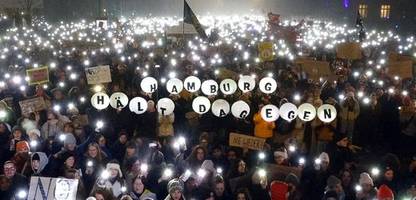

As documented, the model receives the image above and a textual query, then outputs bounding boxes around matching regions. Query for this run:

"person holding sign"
[253,104,276,139]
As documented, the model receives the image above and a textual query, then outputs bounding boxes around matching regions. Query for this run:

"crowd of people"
[0,14,415,200]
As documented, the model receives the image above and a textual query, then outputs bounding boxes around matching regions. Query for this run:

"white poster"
[85,65,112,85]
[28,176,78,200]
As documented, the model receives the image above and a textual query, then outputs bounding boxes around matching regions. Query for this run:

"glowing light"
[140,163,149,172]
[298,157,305,165]
[288,145,296,152]
[258,168,266,177]
[197,168,207,178]
[371,167,380,176]
[100,170,110,179]
[258,152,266,160]
[314,158,321,165]
[96,120,104,129]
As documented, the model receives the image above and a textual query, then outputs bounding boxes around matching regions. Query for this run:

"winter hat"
[323,190,338,199]
[64,133,77,146]
[60,151,76,163]
[32,153,40,161]
[285,173,300,186]
[377,184,394,200]
[319,152,330,163]
[327,175,341,189]
[16,141,30,152]
[106,162,122,178]
[21,119,37,133]
[274,150,288,159]
[201,160,215,174]
[167,178,184,194]
[359,173,374,186]
[270,181,289,200]
[27,129,41,138]
[86,197,96,200]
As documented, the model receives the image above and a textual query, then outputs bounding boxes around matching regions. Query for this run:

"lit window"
[359,4,368,18]
[380,4,391,19]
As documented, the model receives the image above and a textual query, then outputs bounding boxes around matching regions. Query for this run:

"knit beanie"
[64,133,77,146]
[16,141,30,152]
[167,178,184,194]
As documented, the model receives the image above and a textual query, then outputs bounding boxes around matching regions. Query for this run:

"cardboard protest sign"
[388,52,415,63]
[229,132,266,150]
[19,97,47,115]
[336,43,362,60]
[217,68,238,80]
[386,60,413,79]
[258,42,274,62]
[266,164,302,181]
[85,65,112,85]
[28,176,78,200]
[301,60,332,81]
[26,67,49,85]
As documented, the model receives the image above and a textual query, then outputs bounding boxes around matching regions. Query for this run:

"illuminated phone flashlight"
[121,186,127,193]
[258,152,266,160]
[257,168,266,178]
[79,96,86,103]
[288,145,296,152]
[59,134,66,142]
[293,94,301,102]
[355,184,362,192]
[93,85,103,93]
[16,190,27,199]
[30,140,38,148]
[0,110,7,119]
[314,158,322,165]
[96,120,104,129]
[163,168,173,178]
[67,102,75,110]
[100,170,110,179]
[87,161,93,167]
[298,157,306,165]
[185,169,192,177]
[197,168,207,178]
[140,163,149,173]
[216,167,223,174]
[371,167,380,176]
[53,104,61,112]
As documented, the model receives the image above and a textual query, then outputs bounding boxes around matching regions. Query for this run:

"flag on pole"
[183,0,208,40]
[356,10,364,29]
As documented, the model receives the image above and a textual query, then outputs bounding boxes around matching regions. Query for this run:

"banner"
[19,97,47,115]
[258,42,274,62]
[387,60,413,79]
[26,67,49,85]
[184,0,208,40]
[28,176,78,200]
[336,43,362,60]
[85,65,112,85]
[229,132,266,150]
[301,60,331,81]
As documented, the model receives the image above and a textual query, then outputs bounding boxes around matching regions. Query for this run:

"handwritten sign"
[85,65,112,85]
[387,60,413,79]
[301,60,331,81]
[28,176,78,200]
[258,42,274,62]
[336,42,362,60]
[26,67,49,85]
[19,97,47,115]
[229,132,266,150]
